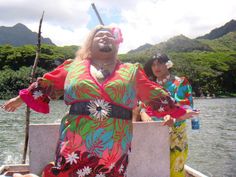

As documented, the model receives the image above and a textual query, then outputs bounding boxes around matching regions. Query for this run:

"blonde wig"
[75,25,123,61]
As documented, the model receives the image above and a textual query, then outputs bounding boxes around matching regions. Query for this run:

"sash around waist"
[69,100,132,120]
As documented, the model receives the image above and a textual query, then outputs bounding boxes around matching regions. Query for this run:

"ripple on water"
[0,98,236,177]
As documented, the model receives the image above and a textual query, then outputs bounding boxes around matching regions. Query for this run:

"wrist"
[17,95,23,103]
[140,108,146,114]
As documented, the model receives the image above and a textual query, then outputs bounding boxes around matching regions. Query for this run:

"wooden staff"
[91,3,104,25]
[22,11,45,164]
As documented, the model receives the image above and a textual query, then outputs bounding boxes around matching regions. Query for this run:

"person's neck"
[91,55,116,65]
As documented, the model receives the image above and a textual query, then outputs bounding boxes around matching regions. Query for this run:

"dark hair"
[143,53,170,81]
[153,53,170,63]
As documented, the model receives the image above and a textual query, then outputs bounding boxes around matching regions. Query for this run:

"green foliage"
[199,31,236,52]
[0,44,79,70]
[167,51,236,96]
[0,44,79,99]
[0,30,236,99]
[118,30,236,97]
[0,67,47,99]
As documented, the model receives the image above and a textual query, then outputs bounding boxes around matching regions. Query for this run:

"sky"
[0,0,236,53]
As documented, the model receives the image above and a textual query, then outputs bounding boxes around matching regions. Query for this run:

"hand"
[162,115,176,127]
[140,111,153,122]
[132,106,141,122]
[1,95,23,112]
[13,173,39,177]
[178,109,200,121]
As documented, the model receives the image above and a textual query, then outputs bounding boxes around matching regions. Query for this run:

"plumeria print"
[95,173,106,177]
[119,164,124,174]
[32,90,43,99]
[66,152,79,165]
[76,166,92,177]
[19,59,184,176]
[76,169,85,177]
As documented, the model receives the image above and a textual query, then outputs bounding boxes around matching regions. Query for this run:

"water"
[186,98,236,177]
[0,98,236,177]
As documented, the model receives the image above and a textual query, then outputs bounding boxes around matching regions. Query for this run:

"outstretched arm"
[135,64,198,119]
[1,59,73,113]
[1,95,23,112]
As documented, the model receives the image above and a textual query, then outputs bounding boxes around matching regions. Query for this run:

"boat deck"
[1,123,208,177]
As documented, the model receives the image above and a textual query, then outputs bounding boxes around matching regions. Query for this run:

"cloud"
[117,0,236,53]
[26,22,90,46]
[1,0,236,53]
[0,0,91,28]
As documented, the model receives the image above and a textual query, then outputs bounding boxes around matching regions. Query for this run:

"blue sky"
[87,6,122,29]
[0,0,236,53]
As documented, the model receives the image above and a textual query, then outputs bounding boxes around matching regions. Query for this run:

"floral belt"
[69,99,132,121]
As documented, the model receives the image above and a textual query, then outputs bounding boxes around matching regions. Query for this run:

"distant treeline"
[120,51,236,97]
[0,44,236,99]
[0,44,79,99]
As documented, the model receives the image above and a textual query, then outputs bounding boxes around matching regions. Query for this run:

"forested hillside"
[0,20,236,99]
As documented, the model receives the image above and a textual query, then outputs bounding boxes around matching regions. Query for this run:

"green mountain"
[152,35,212,52]
[0,20,235,98]
[0,23,55,46]
[197,19,236,40]
[124,34,212,59]
[119,20,236,97]
[127,19,236,55]
[128,43,153,54]
[199,31,236,51]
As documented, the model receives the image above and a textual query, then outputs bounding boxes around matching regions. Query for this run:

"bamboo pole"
[91,3,104,25]
[22,11,45,164]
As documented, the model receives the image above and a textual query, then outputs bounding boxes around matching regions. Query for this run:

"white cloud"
[26,22,90,46]
[118,0,236,53]
[1,0,236,53]
[0,0,91,28]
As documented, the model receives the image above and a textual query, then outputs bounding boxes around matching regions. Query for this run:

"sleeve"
[175,77,193,108]
[19,59,73,114]
[135,64,186,118]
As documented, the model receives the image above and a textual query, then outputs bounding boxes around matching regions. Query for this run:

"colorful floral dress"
[19,59,186,177]
[144,75,193,177]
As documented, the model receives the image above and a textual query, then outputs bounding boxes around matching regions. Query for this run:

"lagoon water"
[0,98,236,177]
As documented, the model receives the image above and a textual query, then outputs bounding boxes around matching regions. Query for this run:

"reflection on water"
[0,98,236,177]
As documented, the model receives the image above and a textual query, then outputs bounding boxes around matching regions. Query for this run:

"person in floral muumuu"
[2,26,197,177]
[140,53,194,177]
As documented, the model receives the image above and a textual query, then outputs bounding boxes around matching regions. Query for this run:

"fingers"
[1,102,9,111]
[163,115,171,120]
[13,174,39,177]
[1,100,19,112]
[7,107,17,112]
[1,102,12,111]
[162,120,173,127]
[193,111,200,115]
[13,173,23,177]
[188,109,200,115]
[145,118,153,122]
[162,115,175,127]
[161,121,168,126]
[179,110,200,120]
[189,110,200,117]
